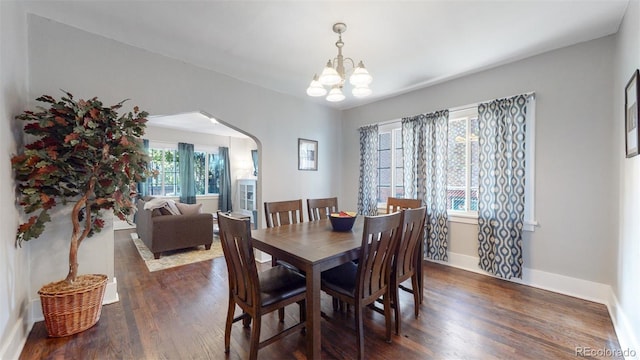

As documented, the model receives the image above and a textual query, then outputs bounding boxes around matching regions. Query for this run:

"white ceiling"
[23,0,629,132]
[148,112,249,138]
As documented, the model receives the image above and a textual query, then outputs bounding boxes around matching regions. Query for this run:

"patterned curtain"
[357,125,378,216]
[137,139,150,198]
[402,110,449,261]
[178,142,196,204]
[477,94,532,279]
[218,147,233,212]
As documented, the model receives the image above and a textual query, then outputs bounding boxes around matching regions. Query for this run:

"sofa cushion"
[176,202,203,215]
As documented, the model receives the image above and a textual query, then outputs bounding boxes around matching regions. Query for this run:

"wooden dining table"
[251,217,364,359]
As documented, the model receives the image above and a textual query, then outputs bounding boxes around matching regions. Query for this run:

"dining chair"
[386,197,422,214]
[264,199,305,321]
[307,197,338,221]
[217,212,307,360]
[385,197,425,304]
[264,199,305,269]
[320,212,403,360]
[390,206,427,335]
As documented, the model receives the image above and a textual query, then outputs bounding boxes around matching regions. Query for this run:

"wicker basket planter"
[39,274,108,337]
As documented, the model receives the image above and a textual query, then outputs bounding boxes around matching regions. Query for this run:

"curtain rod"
[369,91,536,128]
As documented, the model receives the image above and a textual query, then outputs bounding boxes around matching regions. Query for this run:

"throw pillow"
[176,202,203,215]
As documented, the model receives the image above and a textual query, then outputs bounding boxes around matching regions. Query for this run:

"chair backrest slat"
[264,199,304,228]
[307,197,338,221]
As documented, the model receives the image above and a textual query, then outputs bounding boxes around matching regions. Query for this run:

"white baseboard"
[103,276,119,304]
[433,252,611,304]
[254,250,271,264]
[114,219,135,231]
[29,276,119,323]
[433,252,638,359]
[607,292,640,360]
[0,317,30,360]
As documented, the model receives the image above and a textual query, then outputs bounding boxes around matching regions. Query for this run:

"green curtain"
[178,142,196,204]
[137,139,150,197]
[218,147,233,212]
[251,149,258,176]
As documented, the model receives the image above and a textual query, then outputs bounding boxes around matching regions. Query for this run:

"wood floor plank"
[19,229,622,359]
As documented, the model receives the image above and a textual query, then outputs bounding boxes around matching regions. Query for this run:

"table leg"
[306,267,321,359]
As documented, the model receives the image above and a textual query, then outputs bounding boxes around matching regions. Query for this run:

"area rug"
[131,233,224,272]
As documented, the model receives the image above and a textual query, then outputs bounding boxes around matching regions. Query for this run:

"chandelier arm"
[343,57,356,74]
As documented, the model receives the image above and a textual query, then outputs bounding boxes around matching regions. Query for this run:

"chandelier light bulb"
[306,74,328,97]
[318,60,342,86]
[326,86,345,102]
[352,85,372,98]
[349,61,373,87]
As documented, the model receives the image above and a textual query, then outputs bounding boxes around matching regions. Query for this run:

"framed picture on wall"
[298,138,318,171]
[625,69,640,158]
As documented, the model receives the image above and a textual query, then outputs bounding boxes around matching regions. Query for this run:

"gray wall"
[0,1,30,359]
[341,35,616,285]
[613,0,640,353]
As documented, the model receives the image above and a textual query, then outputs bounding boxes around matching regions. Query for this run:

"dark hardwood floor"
[20,228,622,359]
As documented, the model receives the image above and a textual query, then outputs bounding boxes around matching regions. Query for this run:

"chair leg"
[298,300,306,334]
[278,308,285,322]
[242,312,251,328]
[225,298,235,353]
[411,273,421,318]
[355,304,364,360]
[249,315,261,360]
[298,301,306,321]
[393,282,401,335]
[418,257,424,304]
[383,294,392,343]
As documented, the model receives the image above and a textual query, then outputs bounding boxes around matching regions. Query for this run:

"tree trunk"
[65,178,96,284]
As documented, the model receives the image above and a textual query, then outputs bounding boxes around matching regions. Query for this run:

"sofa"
[136,198,214,259]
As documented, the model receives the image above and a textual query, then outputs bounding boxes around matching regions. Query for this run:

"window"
[148,147,180,196]
[146,144,221,197]
[377,124,403,208]
[374,101,535,230]
[447,108,479,215]
[194,151,221,195]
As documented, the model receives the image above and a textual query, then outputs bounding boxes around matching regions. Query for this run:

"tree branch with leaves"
[12,91,152,284]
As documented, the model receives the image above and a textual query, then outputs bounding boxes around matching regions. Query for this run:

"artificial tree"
[12,91,150,287]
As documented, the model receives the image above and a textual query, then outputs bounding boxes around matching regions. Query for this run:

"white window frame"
[377,122,403,211]
[447,107,479,220]
[148,142,180,197]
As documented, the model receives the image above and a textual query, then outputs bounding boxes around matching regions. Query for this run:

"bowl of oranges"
[329,211,357,231]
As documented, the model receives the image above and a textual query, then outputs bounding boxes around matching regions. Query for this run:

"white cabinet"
[237,179,257,224]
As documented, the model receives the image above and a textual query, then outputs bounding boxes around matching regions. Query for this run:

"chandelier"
[306,23,372,102]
